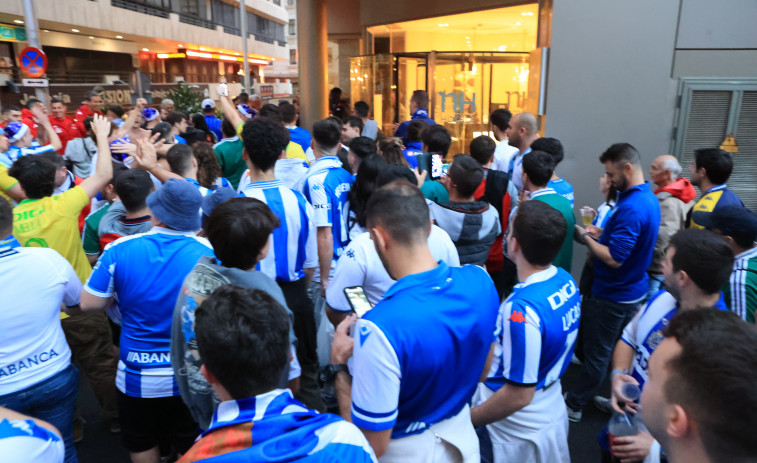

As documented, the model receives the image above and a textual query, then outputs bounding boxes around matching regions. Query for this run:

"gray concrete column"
[297,0,329,130]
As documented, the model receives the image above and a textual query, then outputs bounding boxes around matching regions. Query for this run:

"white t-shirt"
[0,244,78,395]
[325,226,460,312]
[491,141,519,173]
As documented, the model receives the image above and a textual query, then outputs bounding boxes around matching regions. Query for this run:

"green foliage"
[166,82,203,114]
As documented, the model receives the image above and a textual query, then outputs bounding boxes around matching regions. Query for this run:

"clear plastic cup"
[580,207,594,227]
[621,382,641,402]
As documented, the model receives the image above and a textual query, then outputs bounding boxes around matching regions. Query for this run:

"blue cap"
[3,122,29,143]
[146,178,202,231]
[142,107,159,122]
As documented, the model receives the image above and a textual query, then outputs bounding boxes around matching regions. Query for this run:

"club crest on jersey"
[359,324,371,347]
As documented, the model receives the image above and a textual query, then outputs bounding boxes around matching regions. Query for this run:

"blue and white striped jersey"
[485,266,581,391]
[620,289,727,388]
[186,177,232,198]
[240,179,317,282]
[302,155,354,261]
[547,178,575,207]
[84,227,213,398]
[0,142,57,167]
[0,418,64,463]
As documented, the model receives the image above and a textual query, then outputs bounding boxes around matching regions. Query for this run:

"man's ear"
[200,364,218,386]
[242,149,250,162]
[371,225,389,252]
[667,404,691,440]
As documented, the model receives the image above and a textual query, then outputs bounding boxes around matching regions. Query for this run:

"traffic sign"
[19,47,47,78]
[22,78,49,87]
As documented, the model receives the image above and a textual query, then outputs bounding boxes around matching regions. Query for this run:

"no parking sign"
[19,46,47,78]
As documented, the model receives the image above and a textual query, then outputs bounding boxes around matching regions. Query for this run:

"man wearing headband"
[1,105,62,168]
[141,107,161,130]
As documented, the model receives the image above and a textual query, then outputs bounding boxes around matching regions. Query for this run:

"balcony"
[179,14,217,30]
[111,0,170,18]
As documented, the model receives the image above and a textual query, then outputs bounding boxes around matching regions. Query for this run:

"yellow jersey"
[0,165,18,205]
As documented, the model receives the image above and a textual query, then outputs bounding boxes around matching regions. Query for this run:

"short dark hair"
[85,91,98,101]
[221,118,236,138]
[237,92,249,103]
[422,125,451,155]
[166,111,187,127]
[694,148,733,185]
[150,122,172,143]
[522,150,555,187]
[669,229,734,294]
[531,137,564,165]
[195,285,290,399]
[0,195,12,237]
[8,155,56,198]
[1,105,20,115]
[490,108,512,132]
[407,119,428,143]
[258,104,282,123]
[50,98,64,106]
[663,309,757,462]
[448,154,484,197]
[241,117,290,172]
[599,143,641,166]
[312,118,341,152]
[25,98,42,110]
[348,136,376,161]
[366,181,430,245]
[280,103,297,123]
[205,197,280,270]
[108,105,125,118]
[114,169,153,213]
[345,116,364,134]
[166,144,195,176]
[410,90,429,109]
[469,135,496,166]
[354,101,369,118]
[512,200,566,266]
[377,165,417,186]
[39,151,66,169]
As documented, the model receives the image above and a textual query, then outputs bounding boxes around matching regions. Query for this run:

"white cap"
[201,98,216,110]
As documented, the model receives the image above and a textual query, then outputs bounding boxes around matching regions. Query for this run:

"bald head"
[507,112,538,152]
[650,154,681,189]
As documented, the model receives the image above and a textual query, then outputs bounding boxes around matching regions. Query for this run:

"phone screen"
[431,154,443,180]
[344,286,373,317]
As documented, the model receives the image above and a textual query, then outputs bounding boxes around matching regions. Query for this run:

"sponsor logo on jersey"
[126,351,171,364]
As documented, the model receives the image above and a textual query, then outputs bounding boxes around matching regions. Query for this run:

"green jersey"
[533,189,575,274]
[213,137,247,189]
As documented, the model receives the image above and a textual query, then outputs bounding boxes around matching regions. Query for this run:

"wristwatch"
[320,364,349,383]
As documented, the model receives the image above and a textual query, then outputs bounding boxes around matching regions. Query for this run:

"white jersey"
[326,226,460,312]
[0,419,64,463]
[491,141,519,173]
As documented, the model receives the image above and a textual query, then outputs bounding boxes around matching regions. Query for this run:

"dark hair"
[531,137,564,165]
[82,116,94,138]
[191,113,212,140]
[312,118,341,152]
[1,105,20,115]
[512,200,566,266]
[195,285,290,399]
[280,103,297,123]
[407,119,428,143]
[349,154,388,229]
[237,92,249,104]
[348,136,376,161]
[221,118,236,138]
[258,104,282,123]
[241,117,290,172]
[422,125,451,155]
[206,197,280,269]
[410,90,429,109]
[378,137,409,167]
[85,90,99,101]
[150,122,172,143]
[377,165,417,187]
[470,135,496,166]
[448,154,484,198]
[50,98,64,106]
[8,155,56,198]
[193,142,223,189]
[108,105,125,118]
[366,181,430,245]
[354,101,369,118]
[166,111,187,127]
[663,309,757,462]
[669,229,734,294]
[25,98,42,110]
[114,169,153,212]
[166,144,195,177]
[345,116,364,134]
[39,151,66,169]
[694,148,733,185]
[0,194,12,237]
[599,143,641,166]
[490,108,513,132]
[522,150,555,187]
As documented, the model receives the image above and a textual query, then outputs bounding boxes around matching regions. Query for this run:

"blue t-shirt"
[402,142,423,169]
[548,178,575,207]
[287,126,312,154]
[394,109,436,146]
[204,114,223,141]
[85,228,214,398]
[593,182,660,303]
[486,266,580,391]
[351,262,499,438]
[302,156,354,261]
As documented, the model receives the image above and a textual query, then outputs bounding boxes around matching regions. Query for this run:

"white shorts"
[474,382,570,463]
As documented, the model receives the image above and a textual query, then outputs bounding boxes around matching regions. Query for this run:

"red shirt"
[20,108,39,140]
[49,115,79,154]
[74,104,103,137]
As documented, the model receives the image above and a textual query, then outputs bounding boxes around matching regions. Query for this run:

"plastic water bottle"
[608,401,641,462]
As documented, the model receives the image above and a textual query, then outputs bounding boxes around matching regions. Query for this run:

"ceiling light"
[116,35,123,39]
[142,48,149,52]
[521,12,534,16]
[89,36,95,39]
[14,20,24,24]
[178,44,183,47]
[516,22,521,26]
[71,29,80,33]
[199,47,205,50]
[438,23,448,27]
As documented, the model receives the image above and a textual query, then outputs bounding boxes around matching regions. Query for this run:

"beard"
[614,175,629,192]
[665,279,681,302]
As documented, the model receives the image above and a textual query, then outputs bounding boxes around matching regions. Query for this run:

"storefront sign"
[438,91,477,114]
[0,24,26,43]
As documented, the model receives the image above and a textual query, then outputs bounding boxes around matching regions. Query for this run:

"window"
[289,19,295,36]
[290,49,297,65]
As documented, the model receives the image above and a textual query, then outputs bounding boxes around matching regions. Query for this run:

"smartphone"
[430,153,443,180]
[344,286,373,318]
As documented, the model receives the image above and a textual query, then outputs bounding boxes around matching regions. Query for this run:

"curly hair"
[240,117,290,172]
[378,137,409,167]
[193,142,223,189]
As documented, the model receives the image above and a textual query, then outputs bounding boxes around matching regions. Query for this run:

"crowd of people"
[0,85,756,463]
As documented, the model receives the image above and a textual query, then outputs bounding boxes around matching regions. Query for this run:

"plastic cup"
[621,382,641,402]
[580,207,594,227]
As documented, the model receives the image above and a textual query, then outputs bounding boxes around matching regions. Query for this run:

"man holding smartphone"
[329,180,499,461]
